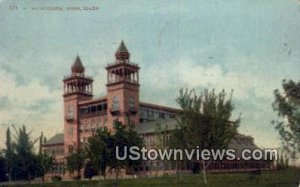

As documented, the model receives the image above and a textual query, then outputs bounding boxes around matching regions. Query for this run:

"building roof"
[43,133,64,146]
[228,133,257,156]
[140,102,182,113]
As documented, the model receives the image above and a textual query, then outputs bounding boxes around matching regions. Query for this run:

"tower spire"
[115,40,130,61]
[71,55,85,75]
[64,55,93,97]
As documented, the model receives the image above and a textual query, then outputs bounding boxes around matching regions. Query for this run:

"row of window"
[80,102,107,115]
[144,135,171,147]
[80,116,106,125]
[112,96,135,110]
[44,148,64,156]
[79,101,176,120]
[79,123,107,133]
[49,164,65,175]
[140,107,176,120]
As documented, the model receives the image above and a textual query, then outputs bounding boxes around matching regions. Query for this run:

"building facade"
[42,41,273,179]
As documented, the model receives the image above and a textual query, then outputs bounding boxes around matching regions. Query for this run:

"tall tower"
[106,41,140,129]
[63,56,93,155]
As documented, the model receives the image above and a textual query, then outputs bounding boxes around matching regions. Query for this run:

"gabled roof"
[43,133,64,146]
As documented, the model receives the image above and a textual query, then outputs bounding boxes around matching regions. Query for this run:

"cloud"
[139,51,286,148]
[0,69,63,147]
[0,0,299,150]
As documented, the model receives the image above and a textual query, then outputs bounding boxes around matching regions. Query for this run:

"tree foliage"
[85,128,110,180]
[272,79,300,159]
[0,155,7,182]
[37,152,54,182]
[12,125,39,180]
[5,127,13,181]
[173,88,240,184]
[1,125,44,181]
[66,151,85,179]
[85,120,144,183]
[125,121,144,174]
[83,160,97,179]
[176,88,239,150]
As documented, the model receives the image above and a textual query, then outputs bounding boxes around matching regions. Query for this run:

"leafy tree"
[109,121,128,186]
[277,153,289,170]
[5,127,13,182]
[66,151,85,179]
[0,154,7,182]
[37,153,54,182]
[83,160,97,179]
[175,88,239,184]
[125,120,144,175]
[3,125,44,181]
[85,128,110,181]
[38,132,44,155]
[170,124,186,182]
[86,120,143,185]
[272,79,300,159]
[11,125,39,180]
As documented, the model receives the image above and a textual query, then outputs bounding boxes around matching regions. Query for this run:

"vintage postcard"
[0,0,299,186]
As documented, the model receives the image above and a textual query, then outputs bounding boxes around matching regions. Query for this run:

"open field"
[2,168,300,187]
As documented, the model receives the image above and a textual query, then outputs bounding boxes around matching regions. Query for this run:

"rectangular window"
[129,97,135,110]
[112,96,119,110]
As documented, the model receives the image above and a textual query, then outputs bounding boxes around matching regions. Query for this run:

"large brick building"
[42,41,272,179]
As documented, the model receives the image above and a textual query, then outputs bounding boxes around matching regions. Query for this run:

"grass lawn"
[4,168,300,187]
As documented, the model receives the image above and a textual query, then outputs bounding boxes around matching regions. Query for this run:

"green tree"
[5,127,13,182]
[85,128,110,182]
[0,153,7,182]
[170,123,186,182]
[125,120,144,175]
[11,125,38,180]
[37,153,54,182]
[272,79,300,159]
[83,160,97,179]
[175,88,239,184]
[86,120,143,186]
[109,121,128,186]
[66,151,85,179]
[38,132,44,155]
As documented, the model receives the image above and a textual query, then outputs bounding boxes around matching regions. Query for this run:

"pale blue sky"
[0,0,299,149]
